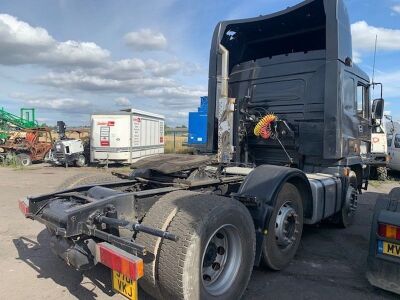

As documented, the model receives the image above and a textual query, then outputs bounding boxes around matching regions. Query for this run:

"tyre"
[56,173,124,190]
[16,153,32,166]
[136,191,256,300]
[261,182,303,271]
[334,171,358,228]
[75,154,86,167]
[370,166,388,181]
[44,150,52,162]
[376,167,388,181]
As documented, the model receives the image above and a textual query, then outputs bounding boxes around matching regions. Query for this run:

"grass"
[164,135,190,154]
[368,180,382,188]
[0,153,24,169]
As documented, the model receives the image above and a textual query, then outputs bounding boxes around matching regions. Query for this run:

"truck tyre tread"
[56,173,123,190]
[261,182,303,271]
[138,191,256,300]
[158,193,255,300]
[136,190,197,299]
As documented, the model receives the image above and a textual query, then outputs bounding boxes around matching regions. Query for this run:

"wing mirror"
[371,98,384,121]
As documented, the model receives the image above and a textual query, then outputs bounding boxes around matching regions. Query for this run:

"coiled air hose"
[253,114,277,140]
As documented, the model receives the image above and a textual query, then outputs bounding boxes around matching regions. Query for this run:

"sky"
[0,0,399,126]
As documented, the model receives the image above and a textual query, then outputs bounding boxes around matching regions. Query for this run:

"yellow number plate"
[379,241,400,257]
[112,270,138,300]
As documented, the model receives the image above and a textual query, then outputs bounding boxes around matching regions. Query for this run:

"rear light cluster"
[378,223,400,240]
[97,242,144,281]
[18,199,30,217]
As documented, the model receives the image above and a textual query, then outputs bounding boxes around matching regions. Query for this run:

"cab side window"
[395,134,400,148]
[356,84,369,119]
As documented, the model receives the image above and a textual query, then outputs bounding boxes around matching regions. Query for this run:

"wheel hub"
[203,242,218,268]
[275,202,299,248]
[201,225,242,296]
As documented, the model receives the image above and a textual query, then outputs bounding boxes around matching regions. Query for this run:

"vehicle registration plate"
[112,270,138,300]
[378,240,400,258]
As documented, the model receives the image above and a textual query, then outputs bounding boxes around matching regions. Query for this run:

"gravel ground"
[0,165,399,300]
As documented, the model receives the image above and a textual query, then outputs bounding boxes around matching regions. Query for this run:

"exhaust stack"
[217,44,235,163]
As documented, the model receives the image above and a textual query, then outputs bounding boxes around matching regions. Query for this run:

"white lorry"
[90,109,165,165]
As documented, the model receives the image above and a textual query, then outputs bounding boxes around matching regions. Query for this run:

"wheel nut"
[217,246,225,255]
[212,262,221,271]
[216,232,224,239]
[203,274,211,281]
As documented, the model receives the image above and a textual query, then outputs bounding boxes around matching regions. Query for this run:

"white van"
[387,121,400,171]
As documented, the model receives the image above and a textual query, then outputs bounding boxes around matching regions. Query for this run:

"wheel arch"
[236,164,312,266]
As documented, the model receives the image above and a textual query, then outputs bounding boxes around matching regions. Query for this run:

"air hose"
[253,114,277,139]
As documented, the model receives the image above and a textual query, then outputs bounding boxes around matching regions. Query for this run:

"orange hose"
[253,114,277,139]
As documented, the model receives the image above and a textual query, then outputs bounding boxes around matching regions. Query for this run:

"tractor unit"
[18,1,386,299]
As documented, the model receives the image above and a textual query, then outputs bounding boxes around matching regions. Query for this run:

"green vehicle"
[0,107,38,143]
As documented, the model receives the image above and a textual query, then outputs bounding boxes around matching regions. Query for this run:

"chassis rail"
[22,175,244,257]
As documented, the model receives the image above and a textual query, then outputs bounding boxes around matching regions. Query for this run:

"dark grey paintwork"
[206,0,371,171]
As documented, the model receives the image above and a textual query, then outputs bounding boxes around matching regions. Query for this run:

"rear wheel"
[44,150,52,162]
[75,154,86,167]
[16,153,32,166]
[370,166,388,181]
[136,191,256,300]
[377,167,388,181]
[261,182,303,270]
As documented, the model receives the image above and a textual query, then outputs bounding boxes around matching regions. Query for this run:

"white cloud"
[36,70,176,92]
[392,5,400,14]
[10,93,92,113]
[352,50,362,64]
[0,13,204,125]
[84,58,186,80]
[146,59,181,76]
[0,14,109,66]
[384,111,392,117]
[114,97,131,106]
[124,29,167,51]
[351,21,400,53]
[374,70,400,99]
[144,86,204,102]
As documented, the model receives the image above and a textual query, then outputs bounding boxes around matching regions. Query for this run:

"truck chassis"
[20,154,359,299]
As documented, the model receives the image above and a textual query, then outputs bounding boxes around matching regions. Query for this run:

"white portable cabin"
[90,109,165,164]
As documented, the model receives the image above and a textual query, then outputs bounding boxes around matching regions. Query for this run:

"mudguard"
[366,188,400,295]
[235,164,312,266]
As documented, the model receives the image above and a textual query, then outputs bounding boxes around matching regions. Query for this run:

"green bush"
[0,153,23,168]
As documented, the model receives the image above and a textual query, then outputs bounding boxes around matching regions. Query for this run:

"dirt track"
[0,165,399,299]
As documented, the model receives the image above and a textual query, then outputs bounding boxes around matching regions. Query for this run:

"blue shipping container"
[188,96,208,145]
